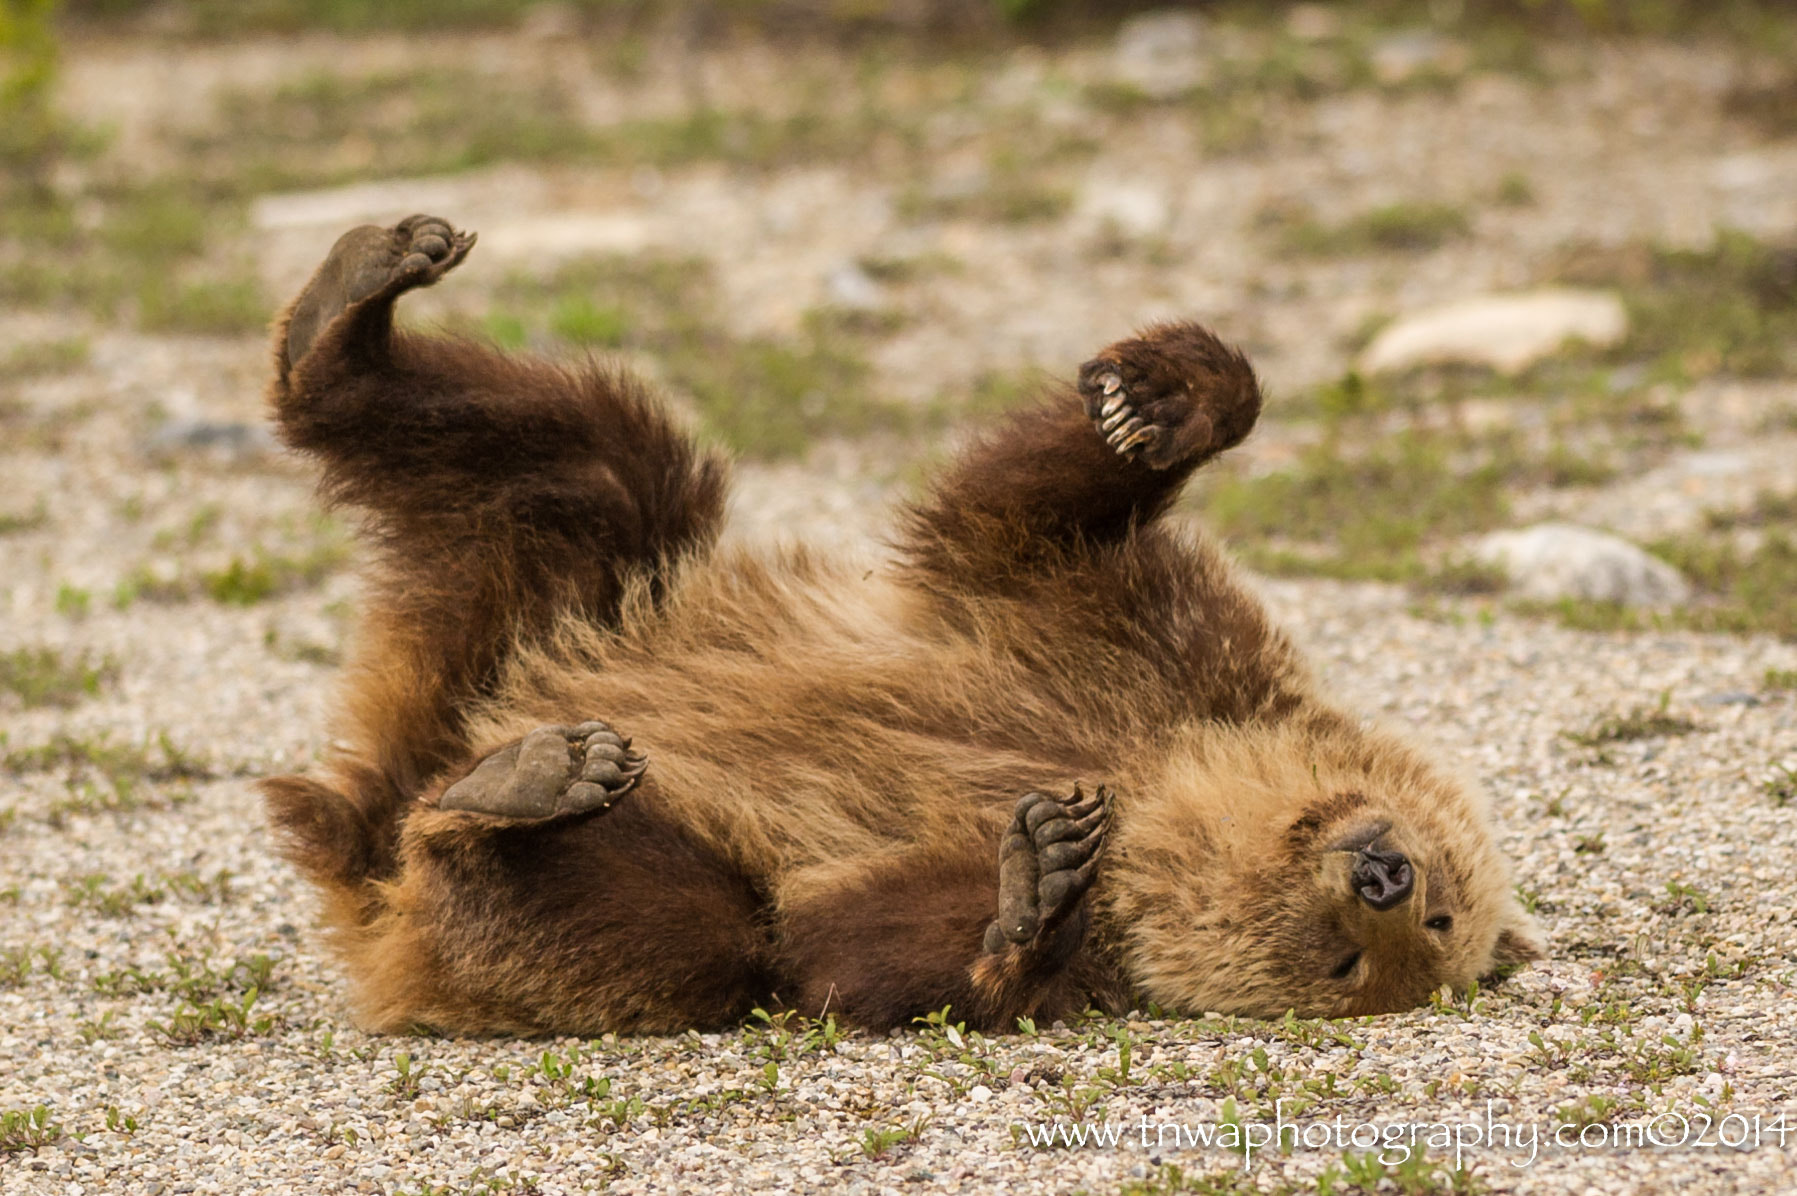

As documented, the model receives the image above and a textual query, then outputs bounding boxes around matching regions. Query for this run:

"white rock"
[1359,289,1628,375]
[1113,10,1209,99]
[967,1085,993,1103]
[1075,179,1170,240]
[1473,523,1692,607]
[824,263,886,313]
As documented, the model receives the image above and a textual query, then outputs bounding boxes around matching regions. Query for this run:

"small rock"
[967,1085,993,1103]
[1075,179,1170,240]
[1113,10,1209,99]
[146,419,275,463]
[1359,289,1628,376]
[1697,691,1761,707]
[824,263,887,313]
[1473,523,1693,607]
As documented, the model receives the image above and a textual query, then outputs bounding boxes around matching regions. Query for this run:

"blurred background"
[3,0,1797,716]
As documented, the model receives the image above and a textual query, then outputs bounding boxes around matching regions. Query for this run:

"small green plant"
[1495,171,1536,206]
[0,336,87,379]
[1271,200,1471,256]
[857,1116,927,1159]
[147,988,276,1044]
[389,1051,429,1100]
[1564,692,1701,747]
[1763,762,1796,807]
[0,646,114,708]
[0,1105,61,1154]
[1661,880,1710,914]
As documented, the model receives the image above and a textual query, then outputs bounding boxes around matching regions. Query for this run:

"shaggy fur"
[262,215,1543,1036]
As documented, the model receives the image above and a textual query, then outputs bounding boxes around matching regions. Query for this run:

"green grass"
[190,68,919,197]
[1564,694,1702,747]
[1267,200,1472,257]
[115,523,353,607]
[1704,489,1797,531]
[485,255,925,459]
[0,336,88,380]
[2,730,204,778]
[0,183,270,333]
[897,161,1074,226]
[0,500,48,535]
[1495,171,1537,207]
[1653,532,1797,638]
[1558,229,1797,381]
[0,647,115,708]
[1197,426,1512,582]
[1536,531,1797,641]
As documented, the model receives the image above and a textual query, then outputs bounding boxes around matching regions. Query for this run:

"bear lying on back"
[261,214,1543,1035]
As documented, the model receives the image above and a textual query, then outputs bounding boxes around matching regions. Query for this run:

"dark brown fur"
[264,217,1541,1036]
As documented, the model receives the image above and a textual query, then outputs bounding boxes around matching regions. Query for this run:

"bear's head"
[1096,718,1543,1018]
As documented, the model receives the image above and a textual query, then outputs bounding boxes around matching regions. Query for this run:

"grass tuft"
[1564,694,1701,747]
[0,647,115,709]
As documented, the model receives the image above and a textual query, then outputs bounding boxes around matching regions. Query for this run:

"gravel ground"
[4,12,1797,1195]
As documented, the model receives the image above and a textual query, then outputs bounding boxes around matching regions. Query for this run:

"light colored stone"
[1474,523,1693,607]
[824,262,887,313]
[1112,10,1208,99]
[1359,289,1628,375]
[1074,179,1170,240]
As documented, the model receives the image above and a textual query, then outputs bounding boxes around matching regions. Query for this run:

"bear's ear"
[1482,908,1546,982]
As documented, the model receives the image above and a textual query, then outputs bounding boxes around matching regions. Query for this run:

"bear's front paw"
[1077,322,1261,471]
[438,720,647,821]
[983,784,1111,956]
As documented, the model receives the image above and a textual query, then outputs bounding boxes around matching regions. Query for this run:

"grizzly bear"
[262,215,1543,1036]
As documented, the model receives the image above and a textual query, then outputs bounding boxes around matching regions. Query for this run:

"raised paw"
[983,784,1112,957]
[438,720,647,821]
[1076,321,1261,471]
[285,214,477,368]
[382,214,477,299]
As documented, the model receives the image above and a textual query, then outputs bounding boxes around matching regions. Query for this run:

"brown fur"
[263,217,1543,1036]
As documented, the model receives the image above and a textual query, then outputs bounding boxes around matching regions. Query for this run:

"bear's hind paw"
[984,784,1111,956]
[438,720,646,821]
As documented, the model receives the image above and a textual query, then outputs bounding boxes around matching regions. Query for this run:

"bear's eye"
[1331,951,1362,981]
[1426,915,1453,932]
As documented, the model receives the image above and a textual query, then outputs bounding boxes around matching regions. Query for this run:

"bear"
[261,214,1544,1036]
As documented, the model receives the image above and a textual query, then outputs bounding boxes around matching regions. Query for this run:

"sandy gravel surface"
[4,11,1797,1194]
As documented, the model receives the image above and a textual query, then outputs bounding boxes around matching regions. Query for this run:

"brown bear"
[262,215,1543,1036]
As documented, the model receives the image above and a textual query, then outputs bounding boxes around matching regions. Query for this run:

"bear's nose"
[1352,847,1413,910]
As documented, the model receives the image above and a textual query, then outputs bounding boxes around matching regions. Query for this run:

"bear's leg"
[901,321,1261,576]
[270,213,725,591]
[343,751,769,1035]
[264,217,726,882]
[776,786,1119,1032]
